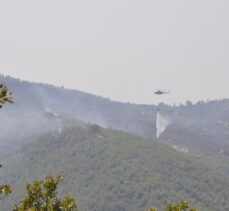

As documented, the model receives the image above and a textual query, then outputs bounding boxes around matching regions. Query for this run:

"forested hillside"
[1,74,229,177]
[1,123,229,211]
[1,0,228,210]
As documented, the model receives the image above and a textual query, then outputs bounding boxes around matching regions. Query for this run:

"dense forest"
[1,123,229,210]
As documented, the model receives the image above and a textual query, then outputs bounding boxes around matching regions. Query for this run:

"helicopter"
[154,90,170,95]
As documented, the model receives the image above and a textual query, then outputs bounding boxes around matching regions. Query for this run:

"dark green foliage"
[1,125,229,210]
[164,200,197,211]
[0,84,13,108]
[146,200,197,211]
[87,124,101,136]
[0,184,12,199]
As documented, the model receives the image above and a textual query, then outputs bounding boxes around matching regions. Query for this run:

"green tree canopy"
[13,175,78,211]
[0,84,13,108]
[146,200,197,211]
[0,184,12,199]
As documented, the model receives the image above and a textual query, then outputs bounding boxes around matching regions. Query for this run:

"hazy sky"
[0,0,229,105]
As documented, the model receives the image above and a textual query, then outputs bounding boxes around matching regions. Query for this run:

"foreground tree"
[146,200,197,211]
[165,200,197,211]
[13,175,78,211]
[0,84,13,198]
[0,84,13,108]
[0,183,12,199]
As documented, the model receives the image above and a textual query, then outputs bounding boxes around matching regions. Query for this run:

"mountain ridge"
[1,74,229,176]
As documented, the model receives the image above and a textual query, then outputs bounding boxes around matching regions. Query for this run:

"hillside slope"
[0,74,156,140]
[1,74,229,176]
[1,124,229,211]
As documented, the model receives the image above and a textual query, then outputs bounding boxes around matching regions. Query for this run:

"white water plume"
[156,112,171,138]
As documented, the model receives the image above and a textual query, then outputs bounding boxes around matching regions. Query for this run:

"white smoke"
[45,107,63,134]
[156,112,171,138]
[56,116,62,134]
[172,145,189,153]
